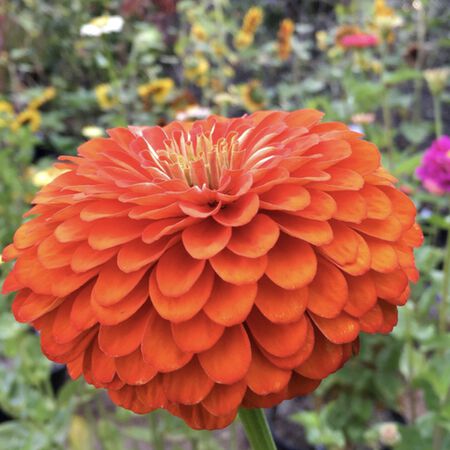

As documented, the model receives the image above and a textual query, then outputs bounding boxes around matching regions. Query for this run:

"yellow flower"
[27,165,67,188]
[277,19,295,60]
[185,56,210,83]
[10,108,41,132]
[242,7,264,34]
[241,80,266,112]
[82,125,104,138]
[373,0,403,29]
[424,67,449,95]
[28,87,56,110]
[191,23,207,41]
[316,30,328,51]
[138,78,174,104]
[234,30,254,49]
[94,84,118,110]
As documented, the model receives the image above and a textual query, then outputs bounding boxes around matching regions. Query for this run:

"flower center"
[153,131,242,189]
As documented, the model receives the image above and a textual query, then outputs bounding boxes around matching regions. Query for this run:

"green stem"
[439,224,450,335]
[432,94,443,138]
[148,411,165,450]
[239,408,277,450]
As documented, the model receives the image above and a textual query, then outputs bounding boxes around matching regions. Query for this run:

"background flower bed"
[0,0,449,449]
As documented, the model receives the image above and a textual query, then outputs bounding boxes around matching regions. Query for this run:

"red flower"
[2,110,422,429]
[340,33,379,48]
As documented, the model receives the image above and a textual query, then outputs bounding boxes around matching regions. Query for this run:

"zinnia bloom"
[2,110,422,430]
[340,33,379,49]
[416,135,450,194]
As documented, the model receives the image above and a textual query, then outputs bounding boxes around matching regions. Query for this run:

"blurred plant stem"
[404,304,418,423]
[431,94,443,138]
[148,411,165,450]
[412,1,426,124]
[381,89,394,169]
[239,408,277,450]
[438,225,450,336]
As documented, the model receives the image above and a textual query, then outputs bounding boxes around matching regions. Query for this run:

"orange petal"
[214,192,260,226]
[260,184,311,211]
[109,384,153,414]
[401,223,423,248]
[55,217,92,243]
[227,214,279,258]
[149,265,214,322]
[310,168,364,191]
[352,216,403,242]
[371,269,409,300]
[135,375,167,409]
[286,373,321,398]
[70,282,97,330]
[162,357,214,405]
[255,276,307,324]
[338,140,380,175]
[296,330,344,379]
[366,237,399,273]
[91,339,116,384]
[331,191,367,223]
[359,185,392,220]
[210,249,267,285]
[202,381,247,416]
[170,403,236,430]
[156,242,205,297]
[92,260,148,306]
[284,109,324,128]
[248,309,308,357]
[71,242,117,273]
[198,325,251,384]
[379,186,416,230]
[309,311,359,344]
[343,273,377,317]
[378,300,398,333]
[98,304,151,357]
[13,219,54,249]
[182,218,231,259]
[142,217,198,244]
[88,218,144,250]
[80,200,130,221]
[266,234,317,290]
[115,348,157,385]
[307,258,348,318]
[141,310,193,372]
[245,346,291,395]
[171,311,224,353]
[117,236,176,273]
[271,213,333,246]
[92,278,149,325]
[263,317,315,369]
[203,278,256,326]
[37,235,77,269]
[294,190,336,220]
[359,303,384,333]
[320,222,371,276]
[52,297,84,344]
[13,291,63,323]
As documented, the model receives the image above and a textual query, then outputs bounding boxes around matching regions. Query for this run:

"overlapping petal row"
[2,110,422,430]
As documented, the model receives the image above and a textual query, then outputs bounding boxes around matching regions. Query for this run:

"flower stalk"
[239,408,277,450]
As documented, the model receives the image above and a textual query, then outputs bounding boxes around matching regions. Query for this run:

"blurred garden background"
[0,0,449,449]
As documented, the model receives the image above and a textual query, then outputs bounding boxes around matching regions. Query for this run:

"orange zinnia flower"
[2,110,422,430]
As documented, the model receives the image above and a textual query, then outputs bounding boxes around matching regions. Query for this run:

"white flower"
[82,125,104,138]
[80,15,124,37]
[378,422,401,446]
[175,105,211,121]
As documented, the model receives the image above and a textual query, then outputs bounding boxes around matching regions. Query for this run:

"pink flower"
[341,33,379,49]
[416,135,450,194]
